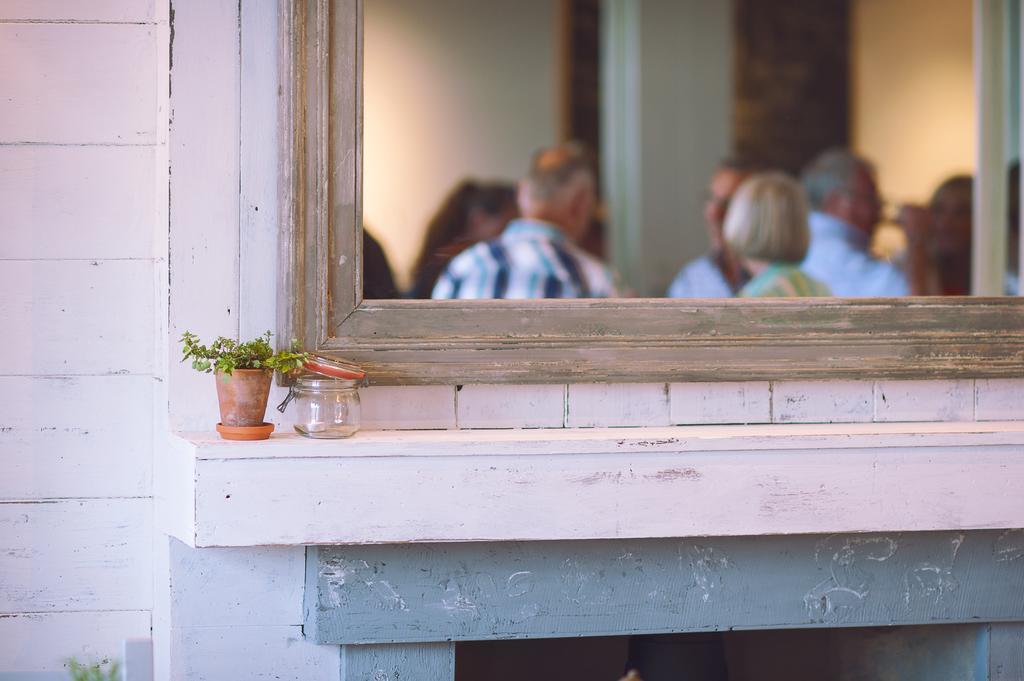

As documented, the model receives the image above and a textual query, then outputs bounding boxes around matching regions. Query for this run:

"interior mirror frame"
[277,0,1024,386]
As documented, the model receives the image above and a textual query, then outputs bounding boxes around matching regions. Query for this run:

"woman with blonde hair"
[724,171,830,297]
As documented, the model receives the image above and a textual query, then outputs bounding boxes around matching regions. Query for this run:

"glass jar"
[290,376,361,438]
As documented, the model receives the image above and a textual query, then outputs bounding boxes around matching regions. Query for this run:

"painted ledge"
[157,422,1024,548]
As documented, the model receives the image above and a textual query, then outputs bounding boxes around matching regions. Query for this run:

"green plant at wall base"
[67,658,119,681]
[180,331,309,376]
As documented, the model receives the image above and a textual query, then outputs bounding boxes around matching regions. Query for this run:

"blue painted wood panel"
[340,642,454,681]
[306,530,1024,645]
[990,623,1024,680]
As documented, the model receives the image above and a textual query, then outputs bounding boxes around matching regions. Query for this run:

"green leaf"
[179,331,311,378]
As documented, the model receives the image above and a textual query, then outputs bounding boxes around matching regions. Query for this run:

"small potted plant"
[67,658,119,681]
[180,331,308,440]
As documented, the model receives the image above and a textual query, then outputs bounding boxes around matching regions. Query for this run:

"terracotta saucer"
[216,422,275,441]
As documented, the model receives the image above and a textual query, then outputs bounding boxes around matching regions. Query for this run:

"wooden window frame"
[278,0,1024,386]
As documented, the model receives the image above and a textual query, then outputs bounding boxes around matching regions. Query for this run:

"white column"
[601,0,732,297]
[973,0,1009,295]
[601,0,643,294]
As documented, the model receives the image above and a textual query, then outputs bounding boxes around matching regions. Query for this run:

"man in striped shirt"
[431,142,621,299]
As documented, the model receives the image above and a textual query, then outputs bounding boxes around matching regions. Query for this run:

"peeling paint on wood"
[0,24,157,144]
[173,424,1024,547]
[0,611,150,673]
[0,499,152,613]
[0,1,159,23]
[0,261,155,376]
[0,376,153,500]
[1,146,156,260]
[306,531,1024,645]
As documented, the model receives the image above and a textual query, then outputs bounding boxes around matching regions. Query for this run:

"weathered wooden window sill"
[158,422,1024,548]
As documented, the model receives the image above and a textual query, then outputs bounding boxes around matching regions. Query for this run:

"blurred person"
[1007,162,1020,294]
[432,142,620,299]
[927,175,973,296]
[363,228,398,299]
[408,180,518,299]
[800,148,935,296]
[724,172,830,297]
[666,158,756,298]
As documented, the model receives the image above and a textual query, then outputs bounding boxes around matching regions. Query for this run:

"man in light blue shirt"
[801,149,915,297]
[666,158,755,298]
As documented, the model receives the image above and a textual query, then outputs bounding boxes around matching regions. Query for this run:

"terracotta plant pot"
[215,368,273,428]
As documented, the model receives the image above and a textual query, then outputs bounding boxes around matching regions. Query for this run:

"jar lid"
[295,376,360,390]
[303,355,366,381]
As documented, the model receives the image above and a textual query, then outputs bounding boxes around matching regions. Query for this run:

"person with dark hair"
[1007,162,1020,295]
[928,175,973,296]
[362,228,398,299]
[666,158,757,298]
[432,142,620,299]
[408,180,518,299]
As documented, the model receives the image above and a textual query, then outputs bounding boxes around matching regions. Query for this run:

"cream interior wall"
[363,0,560,291]
[852,0,975,205]
[0,0,168,673]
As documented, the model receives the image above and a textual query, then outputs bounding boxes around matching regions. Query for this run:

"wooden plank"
[0,376,153,500]
[329,0,360,332]
[340,643,454,681]
[168,541,303,627]
[171,625,338,681]
[566,383,670,427]
[990,623,1024,680]
[326,298,1024,385]
[772,381,873,424]
[874,379,976,422]
[0,146,155,260]
[0,499,152,613]
[0,1,158,23]
[239,1,280,342]
[0,260,155,376]
[276,0,303,361]
[978,379,1024,421]
[360,386,458,430]
[179,426,1024,546]
[154,436,196,548]
[167,0,240,430]
[0,24,156,144]
[670,381,771,425]
[306,531,1024,644]
[0,611,150,674]
[181,421,1024,460]
[457,384,564,429]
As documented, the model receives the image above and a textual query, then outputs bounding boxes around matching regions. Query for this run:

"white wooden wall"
[0,0,167,674]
